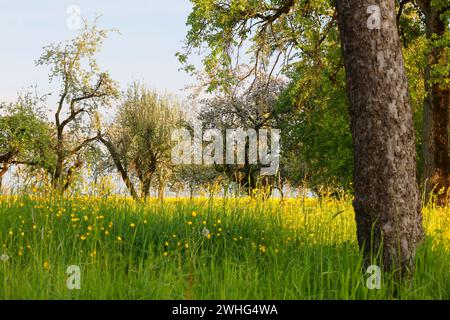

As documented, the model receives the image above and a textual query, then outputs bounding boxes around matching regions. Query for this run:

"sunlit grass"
[0,195,449,299]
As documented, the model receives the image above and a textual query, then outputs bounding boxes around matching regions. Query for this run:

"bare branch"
[68,133,103,157]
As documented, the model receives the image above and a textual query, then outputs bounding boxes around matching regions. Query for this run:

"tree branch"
[68,133,103,157]
[99,135,140,200]
[397,0,411,24]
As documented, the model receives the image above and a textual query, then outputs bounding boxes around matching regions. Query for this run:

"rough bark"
[335,0,424,273]
[417,0,450,206]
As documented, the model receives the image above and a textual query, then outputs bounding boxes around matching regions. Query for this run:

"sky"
[0,0,198,103]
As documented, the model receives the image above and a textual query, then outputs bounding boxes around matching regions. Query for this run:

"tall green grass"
[0,195,449,299]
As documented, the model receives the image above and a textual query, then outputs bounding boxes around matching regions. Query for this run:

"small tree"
[36,19,119,191]
[101,82,182,200]
[0,93,52,190]
[197,68,286,196]
[173,164,221,199]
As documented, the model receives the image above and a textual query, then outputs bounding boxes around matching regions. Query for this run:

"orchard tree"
[180,0,424,274]
[101,82,182,201]
[0,93,53,190]
[277,21,353,192]
[36,19,120,190]
[173,164,221,199]
[196,68,286,195]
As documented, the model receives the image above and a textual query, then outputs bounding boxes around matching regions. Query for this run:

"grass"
[0,195,449,299]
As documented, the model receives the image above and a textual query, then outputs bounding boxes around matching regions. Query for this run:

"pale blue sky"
[0,1,198,102]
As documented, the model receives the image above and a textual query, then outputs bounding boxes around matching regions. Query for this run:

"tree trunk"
[99,137,140,200]
[63,157,83,191]
[52,122,65,189]
[52,155,64,189]
[157,168,166,201]
[418,0,450,206]
[158,178,165,201]
[336,0,424,274]
[0,150,17,190]
[189,185,194,200]
[141,178,151,201]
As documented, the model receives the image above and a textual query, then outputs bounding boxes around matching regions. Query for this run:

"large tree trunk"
[336,0,424,273]
[417,0,450,207]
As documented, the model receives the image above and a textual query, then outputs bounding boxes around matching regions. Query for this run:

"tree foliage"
[0,93,53,186]
[102,82,182,200]
[36,19,120,190]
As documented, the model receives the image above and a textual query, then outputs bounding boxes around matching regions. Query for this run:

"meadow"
[0,195,449,300]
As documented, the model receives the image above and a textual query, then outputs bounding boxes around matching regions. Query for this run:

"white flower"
[201,227,210,238]
[0,254,10,262]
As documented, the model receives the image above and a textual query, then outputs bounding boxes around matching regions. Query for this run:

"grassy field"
[0,195,449,299]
